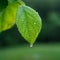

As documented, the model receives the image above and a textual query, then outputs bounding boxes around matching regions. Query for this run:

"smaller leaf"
[16,5,42,45]
[0,2,20,32]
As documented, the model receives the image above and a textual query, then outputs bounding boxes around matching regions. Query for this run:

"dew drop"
[30,44,33,48]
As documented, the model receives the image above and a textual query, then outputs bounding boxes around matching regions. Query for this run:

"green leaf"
[0,3,20,32]
[8,0,25,7]
[8,0,17,3]
[16,5,42,45]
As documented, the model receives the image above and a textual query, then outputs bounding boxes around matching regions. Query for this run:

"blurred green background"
[0,0,60,60]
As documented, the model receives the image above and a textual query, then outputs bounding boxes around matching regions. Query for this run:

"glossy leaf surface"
[16,5,42,44]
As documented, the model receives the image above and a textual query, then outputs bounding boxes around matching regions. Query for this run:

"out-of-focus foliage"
[0,0,8,11]
[47,12,60,26]
[0,44,60,60]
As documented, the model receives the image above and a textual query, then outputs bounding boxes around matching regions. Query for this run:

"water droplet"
[34,22,36,24]
[30,44,33,48]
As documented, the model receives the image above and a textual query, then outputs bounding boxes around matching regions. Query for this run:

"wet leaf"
[16,5,42,44]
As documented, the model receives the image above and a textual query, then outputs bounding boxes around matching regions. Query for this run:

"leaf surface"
[16,5,42,44]
[0,3,19,32]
